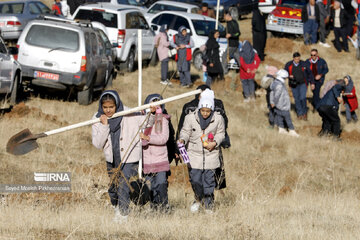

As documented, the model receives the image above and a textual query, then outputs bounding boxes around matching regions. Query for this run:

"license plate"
[34,71,59,81]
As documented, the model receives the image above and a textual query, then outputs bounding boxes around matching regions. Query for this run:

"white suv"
[150,11,228,70]
[72,3,157,72]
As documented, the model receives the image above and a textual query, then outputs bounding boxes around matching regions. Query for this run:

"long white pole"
[215,0,220,30]
[138,29,142,107]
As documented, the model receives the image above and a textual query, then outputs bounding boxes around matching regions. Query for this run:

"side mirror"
[8,47,18,55]
[112,43,118,48]
[151,25,158,31]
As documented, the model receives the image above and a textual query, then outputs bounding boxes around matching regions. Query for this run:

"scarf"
[159,24,169,41]
[176,26,190,45]
[198,110,214,130]
[96,90,124,166]
[310,57,319,64]
[206,30,220,52]
[345,75,354,93]
[240,41,255,64]
[144,93,164,112]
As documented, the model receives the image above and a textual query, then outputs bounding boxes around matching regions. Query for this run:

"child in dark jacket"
[343,75,358,123]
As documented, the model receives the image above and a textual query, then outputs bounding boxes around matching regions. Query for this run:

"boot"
[278,128,288,134]
[288,130,300,137]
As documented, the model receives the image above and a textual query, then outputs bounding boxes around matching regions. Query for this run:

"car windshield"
[117,0,146,6]
[74,9,118,28]
[25,25,79,52]
[0,3,24,14]
[191,20,226,37]
[280,0,307,8]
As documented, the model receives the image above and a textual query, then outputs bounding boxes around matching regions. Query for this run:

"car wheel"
[193,50,203,71]
[229,7,239,20]
[126,48,135,72]
[10,73,21,105]
[149,48,158,67]
[77,79,94,105]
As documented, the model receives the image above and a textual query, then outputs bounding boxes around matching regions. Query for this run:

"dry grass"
[1,12,360,240]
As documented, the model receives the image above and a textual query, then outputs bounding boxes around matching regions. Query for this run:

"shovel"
[6,89,201,155]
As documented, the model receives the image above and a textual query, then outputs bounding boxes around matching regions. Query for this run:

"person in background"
[140,94,171,213]
[342,0,358,38]
[270,69,300,137]
[179,89,225,214]
[252,4,267,61]
[302,0,320,45]
[52,0,63,16]
[60,0,70,18]
[205,30,223,87]
[261,66,278,128]
[342,75,358,123]
[285,52,313,120]
[316,80,345,140]
[197,2,215,19]
[92,90,155,223]
[305,49,329,110]
[239,41,261,102]
[224,11,241,67]
[171,26,194,88]
[317,0,331,47]
[155,24,171,86]
[331,1,349,52]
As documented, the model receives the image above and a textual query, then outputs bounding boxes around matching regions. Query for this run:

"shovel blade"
[6,129,40,155]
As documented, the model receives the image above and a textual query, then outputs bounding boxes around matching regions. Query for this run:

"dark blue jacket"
[317,84,343,109]
[284,60,314,87]
[305,57,329,85]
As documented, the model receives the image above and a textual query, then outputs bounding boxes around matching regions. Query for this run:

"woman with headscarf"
[239,41,261,102]
[170,26,194,88]
[92,90,156,223]
[205,30,223,87]
[179,89,225,214]
[154,24,171,85]
[343,75,358,123]
[139,93,174,213]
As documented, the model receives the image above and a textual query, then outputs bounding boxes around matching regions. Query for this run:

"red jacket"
[344,87,358,112]
[239,53,260,80]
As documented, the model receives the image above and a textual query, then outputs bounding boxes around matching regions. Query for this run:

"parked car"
[202,0,256,21]
[150,11,228,70]
[16,16,116,105]
[266,0,306,36]
[72,3,157,72]
[0,0,51,42]
[0,35,22,107]
[144,1,200,21]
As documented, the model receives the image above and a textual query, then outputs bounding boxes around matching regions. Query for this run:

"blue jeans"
[345,102,358,122]
[303,19,318,44]
[274,109,294,130]
[291,83,308,116]
[189,169,216,209]
[145,171,168,210]
[241,79,255,99]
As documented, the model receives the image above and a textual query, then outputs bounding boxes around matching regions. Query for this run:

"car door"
[0,38,13,93]
[90,31,106,87]
[96,30,113,86]
[138,13,153,59]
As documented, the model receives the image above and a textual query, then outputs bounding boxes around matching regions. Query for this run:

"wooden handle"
[44,89,202,136]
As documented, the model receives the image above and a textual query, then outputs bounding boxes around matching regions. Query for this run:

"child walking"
[261,65,278,128]
[92,90,155,223]
[343,75,358,123]
[270,69,300,137]
[179,89,225,213]
[139,94,171,212]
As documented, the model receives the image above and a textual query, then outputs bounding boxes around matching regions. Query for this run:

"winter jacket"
[92,108,154,164]
[305,57,329,85]
[180,110,225,170]
[154,32,170,61]
[301,3,320,23]
[142,115,170,174]
[239,53,260,80]
[343,86,359,112]
[205,31,223,75]
[317,84,343,109]
[284,60,313,87]
[270,79,291,111]
[171,34,194,62]
[225,20,241,47]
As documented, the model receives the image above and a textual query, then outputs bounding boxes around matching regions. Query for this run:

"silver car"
[0,36,22,108]
[0,0,50,41]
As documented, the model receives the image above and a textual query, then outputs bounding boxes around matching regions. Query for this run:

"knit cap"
[198,89,215,111]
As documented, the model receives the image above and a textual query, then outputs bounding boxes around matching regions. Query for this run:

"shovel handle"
[44,89,202,136]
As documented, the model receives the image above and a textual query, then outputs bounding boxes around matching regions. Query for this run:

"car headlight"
[267,14,278,24]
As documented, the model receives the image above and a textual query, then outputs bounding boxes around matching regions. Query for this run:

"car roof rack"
[37,15,93,28]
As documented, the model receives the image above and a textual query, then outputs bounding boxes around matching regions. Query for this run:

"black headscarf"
[96,90,124,166]
[240,40,255,64]
[197,110,214,130]
[144,93,165,112]
[206,30,219,50]
[344,75,354,93]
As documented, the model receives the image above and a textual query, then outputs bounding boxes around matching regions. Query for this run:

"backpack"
[261,75,275,89]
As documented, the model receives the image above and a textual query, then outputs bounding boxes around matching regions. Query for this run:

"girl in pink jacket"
[140,94,171,212]
[154,24,171,85]
[92,90,155,223]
